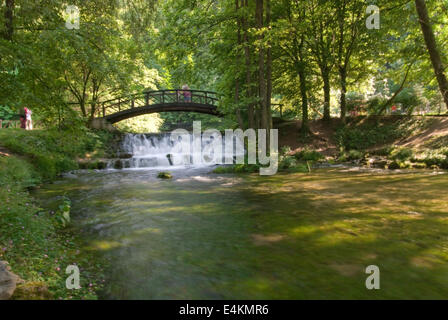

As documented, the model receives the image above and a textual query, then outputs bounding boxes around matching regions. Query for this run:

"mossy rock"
[388,161,401,170]
[12,281,52,300]
[118,153,133,159]
[113,160,123,169]
[157,172,172,179]
[78,160,107,170]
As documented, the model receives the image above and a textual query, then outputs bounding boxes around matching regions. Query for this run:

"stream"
[34,134,448,299]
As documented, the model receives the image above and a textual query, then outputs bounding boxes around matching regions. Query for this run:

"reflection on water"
[36,168,448,299]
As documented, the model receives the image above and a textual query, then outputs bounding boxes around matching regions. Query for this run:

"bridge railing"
[100,89,219,117]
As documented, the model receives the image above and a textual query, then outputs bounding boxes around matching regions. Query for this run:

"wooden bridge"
[91,89,222,129]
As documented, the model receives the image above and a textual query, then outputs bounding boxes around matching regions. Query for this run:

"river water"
[35,134,448,299]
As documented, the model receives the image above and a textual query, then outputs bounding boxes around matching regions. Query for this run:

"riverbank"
[0,128,113,299]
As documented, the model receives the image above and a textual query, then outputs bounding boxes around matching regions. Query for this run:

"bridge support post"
[89,118,117,131]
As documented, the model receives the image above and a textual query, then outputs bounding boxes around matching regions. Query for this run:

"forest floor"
[276,115,448,157]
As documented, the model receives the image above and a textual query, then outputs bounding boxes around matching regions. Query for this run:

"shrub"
[280,146,292,156]
[370,146,395,156]
[335,122,405,150]
[338,150,365,162]
[390,147,413,161]
[294,149,324,161]
[279,155,298,170]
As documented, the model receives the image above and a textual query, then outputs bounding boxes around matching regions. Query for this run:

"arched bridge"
[91,89,222,129]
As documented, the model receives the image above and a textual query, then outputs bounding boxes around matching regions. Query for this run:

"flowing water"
[35,134,448,299]
[110,132,245,169]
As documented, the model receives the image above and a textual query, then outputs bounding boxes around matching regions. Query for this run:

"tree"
[415,0,448,111]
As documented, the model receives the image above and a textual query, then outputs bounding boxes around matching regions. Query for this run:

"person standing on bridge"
[182,84,192,102]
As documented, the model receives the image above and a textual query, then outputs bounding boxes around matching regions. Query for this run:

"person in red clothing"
[391,105,397,114]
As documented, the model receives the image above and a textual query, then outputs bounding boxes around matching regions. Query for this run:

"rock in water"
[0,261,21,300]
[157,172,172,179]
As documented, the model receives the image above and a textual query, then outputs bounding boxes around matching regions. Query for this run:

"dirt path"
[276,119,340,156]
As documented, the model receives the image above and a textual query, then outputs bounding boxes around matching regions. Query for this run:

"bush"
[0,105,17,121]
[335,122,405,150]
[294,149,324,161]
[338,150,365,162]
[390,147,413,161]
[279,155,298,170]
[370,146,395,156]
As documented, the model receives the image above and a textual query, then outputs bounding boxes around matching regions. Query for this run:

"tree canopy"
[1,0,447,131]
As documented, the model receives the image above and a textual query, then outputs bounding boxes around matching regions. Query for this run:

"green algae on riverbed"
[35,168,448,299]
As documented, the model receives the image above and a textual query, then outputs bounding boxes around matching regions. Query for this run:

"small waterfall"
[108,132,245,169]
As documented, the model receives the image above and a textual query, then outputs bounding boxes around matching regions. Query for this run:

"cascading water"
[109,132,245,169]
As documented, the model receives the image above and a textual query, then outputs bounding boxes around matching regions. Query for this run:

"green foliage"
[53,197,71,228]
[0,154,105,300]
[390,147,414,161]
[279,155,298,170]
[294,148,324,161]
[413,150,448,169]
[335,121,405,151]
[346,92,365,112]
[213,163,261,174]
[0,105,17,120]
[370,145,395,156]
[338,150,365,162]
[159,112,237,132]
[0,129,107,180]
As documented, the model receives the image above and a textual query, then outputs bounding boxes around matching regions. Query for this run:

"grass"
[0,128,108,181]
[0,129,108,299]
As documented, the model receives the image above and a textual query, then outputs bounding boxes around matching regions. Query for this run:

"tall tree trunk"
[297,35,309,133]
[337,0,348,124]
[299,69,309,133]
[415,0,448,111]
[3,0,14,41]
[339,66,347,123]
[235,0,244,129]
[256,0,268,132]
[265,0,273,130]
[242,0,255,128]
[321,69,331,121]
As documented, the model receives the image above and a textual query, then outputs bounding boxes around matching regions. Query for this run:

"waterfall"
[108,132,245,169]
